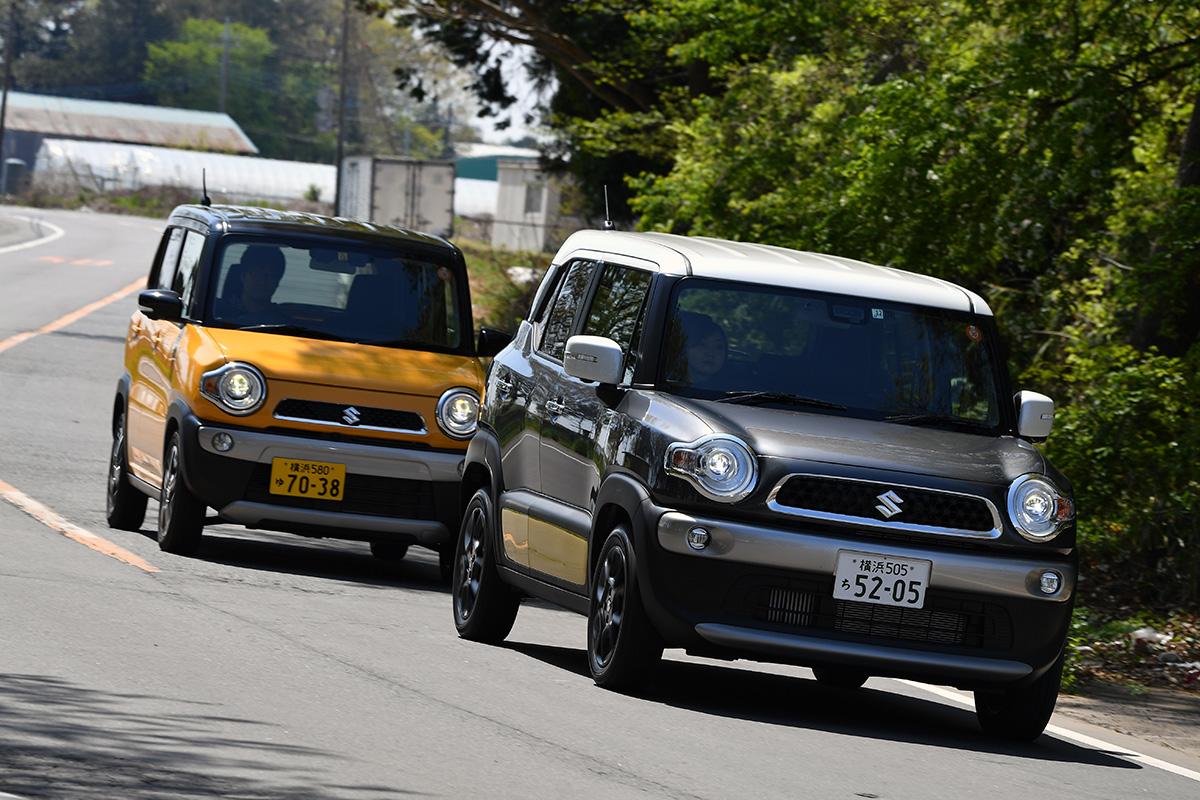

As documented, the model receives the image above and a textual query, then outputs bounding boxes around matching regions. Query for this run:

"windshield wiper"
[235,323,342,341]
[884,412,990,430]
[715,391,846,410]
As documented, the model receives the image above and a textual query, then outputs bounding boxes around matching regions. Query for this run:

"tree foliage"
[399,0,1200,606]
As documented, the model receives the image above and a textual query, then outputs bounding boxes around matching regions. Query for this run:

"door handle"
[495,377,515,397]
[545,399,565,415]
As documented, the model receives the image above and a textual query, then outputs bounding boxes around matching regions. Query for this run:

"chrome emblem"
[875,490,904,518]
[342,406,362,426]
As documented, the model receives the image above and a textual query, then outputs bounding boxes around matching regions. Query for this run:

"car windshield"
[660,280,1003,431]
[206,236,464,350]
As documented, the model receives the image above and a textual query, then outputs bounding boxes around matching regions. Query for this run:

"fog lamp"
[686,527,711,551]
[212,432,234,452]
[1039,571,1061,595]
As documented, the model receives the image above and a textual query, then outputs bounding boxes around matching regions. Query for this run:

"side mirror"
[477,326,513,358]
[1014,390,1054,440]
[138,289,182,322]
[564,335,623,385]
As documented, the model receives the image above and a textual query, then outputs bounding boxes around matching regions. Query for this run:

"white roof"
[551,230,991,315]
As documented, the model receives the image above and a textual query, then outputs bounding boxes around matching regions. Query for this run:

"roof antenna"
[200,168,212,207]
[602,185,615,230]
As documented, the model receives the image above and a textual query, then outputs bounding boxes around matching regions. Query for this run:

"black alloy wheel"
[811,667,869,689]
[452,488,519,642]
[587,526,662,690]
[974,651,1065,741]
[106,407,148,531]
[156,431,205,555]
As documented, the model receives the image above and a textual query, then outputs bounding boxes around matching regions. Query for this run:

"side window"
[173,230,206,316]
[583,264,653,383]
[538,260,597,361]
[154,228,185,290]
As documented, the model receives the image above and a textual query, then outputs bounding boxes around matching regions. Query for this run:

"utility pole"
[333,0,351,215]
[0,1,17,194]
[219,17,231,114]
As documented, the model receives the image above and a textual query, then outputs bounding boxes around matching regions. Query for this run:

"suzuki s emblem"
[342,406,362,426]
[875,490,905,518]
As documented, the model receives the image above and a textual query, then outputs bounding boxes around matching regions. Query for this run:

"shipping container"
[337,156,455,237]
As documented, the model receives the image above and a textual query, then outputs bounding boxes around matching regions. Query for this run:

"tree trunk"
[1178,91,1200,189]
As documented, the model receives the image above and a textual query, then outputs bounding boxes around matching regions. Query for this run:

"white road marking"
[897,679,1200,783]
[0,214,65,254]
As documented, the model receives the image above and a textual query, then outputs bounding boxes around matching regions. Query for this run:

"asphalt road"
[1,205,1198,800]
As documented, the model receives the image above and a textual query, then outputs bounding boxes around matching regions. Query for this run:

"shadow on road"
[504,641,1142,770]
[0,673,425,799]
[134,522,450,594]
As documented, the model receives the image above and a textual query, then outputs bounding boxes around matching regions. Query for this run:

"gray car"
[451,230,1076,741]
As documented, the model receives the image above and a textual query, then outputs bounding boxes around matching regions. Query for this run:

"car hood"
[197,326,483,397]
[666,397,1042,485]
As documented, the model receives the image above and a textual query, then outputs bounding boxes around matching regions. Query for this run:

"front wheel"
[156,432,205,555]
[974,652,1064,741]
[587,526,663,691]
[452,488,519,642]
[106,407,147,531]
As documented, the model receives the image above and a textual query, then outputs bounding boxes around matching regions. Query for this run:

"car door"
[133,227,206,485]
[540,260,655,511]
[127,226,184,483]
[501,259,597,583]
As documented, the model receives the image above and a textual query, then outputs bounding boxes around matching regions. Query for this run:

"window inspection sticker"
[871,308,884,319]
[966,324,983,342]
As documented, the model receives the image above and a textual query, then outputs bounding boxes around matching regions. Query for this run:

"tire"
[106,406,147,531]
[370,540,409,561]
[974,651,1064,741]
[812,667,868,689]
[452,488,519,643]
[156,431,205,555]
[587,525,663,691]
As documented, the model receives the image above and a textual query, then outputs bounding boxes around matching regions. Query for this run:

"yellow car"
[106,204,507,575]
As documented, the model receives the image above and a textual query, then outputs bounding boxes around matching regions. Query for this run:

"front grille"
[772,475,996,533]
[274,398,425,433]
[750,583,1012,650]
[245,464,436,519]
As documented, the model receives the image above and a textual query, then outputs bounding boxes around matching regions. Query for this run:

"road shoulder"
[1058,682,1200,761]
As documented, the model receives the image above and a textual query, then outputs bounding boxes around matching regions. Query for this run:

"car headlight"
[200,363,267,416]
[1007,474,1074,541]
[437,388,479,439]
[665,435,758,502]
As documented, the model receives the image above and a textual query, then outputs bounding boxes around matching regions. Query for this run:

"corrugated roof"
[5,92,257,153]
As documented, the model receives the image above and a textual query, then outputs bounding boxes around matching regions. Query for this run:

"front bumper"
[177,415,464,547]
[635,506,1075,689]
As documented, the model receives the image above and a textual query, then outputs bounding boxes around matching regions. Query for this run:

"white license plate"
[832,551,932,609]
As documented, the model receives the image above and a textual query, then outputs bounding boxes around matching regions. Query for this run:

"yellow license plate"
[269,458,346,501]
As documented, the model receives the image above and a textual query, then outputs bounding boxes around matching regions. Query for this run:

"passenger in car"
[669,311,731,389]
[218,245,287,324]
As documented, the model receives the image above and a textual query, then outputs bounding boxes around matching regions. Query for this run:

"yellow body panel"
[125,313,485,486]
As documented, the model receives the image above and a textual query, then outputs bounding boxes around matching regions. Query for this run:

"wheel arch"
[590,472,654,589]
[112,373,132,435]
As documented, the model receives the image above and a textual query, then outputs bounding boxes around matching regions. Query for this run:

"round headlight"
[1007,474,1074,541]
[437,388,479,439]
[665,435,758,502]
[200,363,266,416]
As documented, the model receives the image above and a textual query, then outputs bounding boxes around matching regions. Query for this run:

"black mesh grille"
[274,399,425,433]
[245,464,437,520]
[773,475,994,532]
[747,582,1012,650]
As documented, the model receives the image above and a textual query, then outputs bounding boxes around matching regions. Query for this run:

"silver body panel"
[657,511,1074,602]
[217,501,447,545]
[196,425,464,482]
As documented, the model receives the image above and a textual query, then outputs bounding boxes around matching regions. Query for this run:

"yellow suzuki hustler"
[106,205,508,577]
